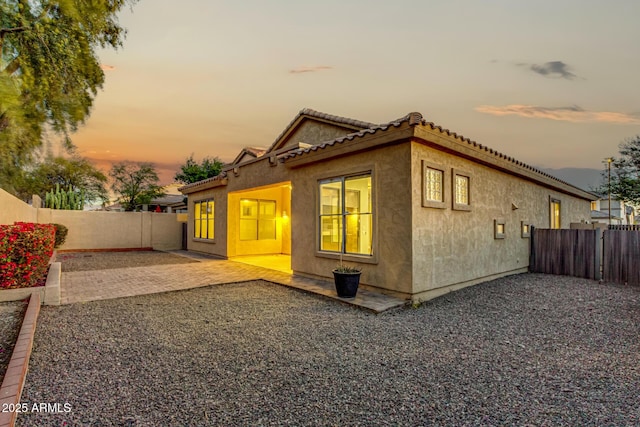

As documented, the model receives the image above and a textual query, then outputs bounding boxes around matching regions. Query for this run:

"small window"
[194,199,214,240]
[550,198,561,229]
[422,161,447,209]
[452,169,471,211]
[494,219,505,239]
[590,201,597,211]
[521,221,531,238]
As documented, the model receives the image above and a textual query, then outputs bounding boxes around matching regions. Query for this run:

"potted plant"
[333,256,362,298]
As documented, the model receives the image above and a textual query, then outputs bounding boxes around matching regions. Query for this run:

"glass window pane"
[207,201,214,218]
[320,215,342,252]
[201,219,207,238]
[240,219,257,240]
[207,219,214,239]
[346,213,372,255]
[345,175,371,214]
[240,199,258,219]
[258,219,276,240]
[260,200,276,219]
[194,219,201,238]
[320,181,342,215]
[425,168,443,202]
[194,202,202,219]
[455,175,469,205]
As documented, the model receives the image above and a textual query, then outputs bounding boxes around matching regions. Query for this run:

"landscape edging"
[0,292,41,427]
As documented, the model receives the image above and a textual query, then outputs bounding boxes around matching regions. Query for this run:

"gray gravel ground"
[58,251,198,272]
[0,300,26,382]
[16,274,640,426]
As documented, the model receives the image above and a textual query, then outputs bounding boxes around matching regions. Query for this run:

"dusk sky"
[71,0,640,184]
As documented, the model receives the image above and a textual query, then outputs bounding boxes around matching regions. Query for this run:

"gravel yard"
[58,250,198,272]
[0,300,27,383]
[16,274,640,426]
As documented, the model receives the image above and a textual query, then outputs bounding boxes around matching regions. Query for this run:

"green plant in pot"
[333,255,362,298]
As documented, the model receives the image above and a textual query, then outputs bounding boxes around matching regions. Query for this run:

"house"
[179,108,596,301]
[590,199,636,225]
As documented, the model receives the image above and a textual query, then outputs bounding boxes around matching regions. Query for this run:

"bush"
[51,223,69,248]
[0,222,55,289]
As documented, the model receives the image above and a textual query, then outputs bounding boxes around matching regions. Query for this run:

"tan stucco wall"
[280,120,359,150]
[289,143,414,296]
[49,210,182,251]
[0,188,37,224]
[410,141,591,300]
[227,185,289,257]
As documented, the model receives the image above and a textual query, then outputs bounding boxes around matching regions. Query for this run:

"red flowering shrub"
[0,222,55,289]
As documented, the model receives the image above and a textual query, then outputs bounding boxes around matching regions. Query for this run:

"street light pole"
[607,157,613,224]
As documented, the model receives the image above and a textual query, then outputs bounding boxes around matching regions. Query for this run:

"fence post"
[594,227,602,281]
[529,225,535,272]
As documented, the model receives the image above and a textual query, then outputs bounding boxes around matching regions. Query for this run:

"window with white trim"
[550,198,561,229]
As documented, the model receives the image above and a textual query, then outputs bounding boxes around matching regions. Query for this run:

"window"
[422,161,447,209]
[521,221,531,238]
[240,199,276,240]
[319,173,373,256]
[194,199,214,240]
[494,218,506,239]
[452,169,471,211]
[550,198,561,229]
[590,201,598,211]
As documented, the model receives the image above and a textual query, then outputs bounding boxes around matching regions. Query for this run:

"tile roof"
[265,108,378,153]
[281,111,593,195]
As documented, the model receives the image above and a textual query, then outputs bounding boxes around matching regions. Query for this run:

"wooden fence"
[603,230,640,285]
[529,228,601,280]
[530,227,640,285]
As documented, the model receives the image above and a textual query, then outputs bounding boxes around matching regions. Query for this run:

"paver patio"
[60,250,406,313]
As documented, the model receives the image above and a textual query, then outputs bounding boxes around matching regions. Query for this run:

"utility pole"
[607,157,613,224]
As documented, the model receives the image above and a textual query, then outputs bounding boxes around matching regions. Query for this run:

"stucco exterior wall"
[280,121,359,150]
[0,188,37,224]
[1,189,182,250]
[49,210,183,251]
[410,141,591,300]
[289,143,414,296]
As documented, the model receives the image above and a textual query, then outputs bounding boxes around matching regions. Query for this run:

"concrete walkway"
[61,251,407,313]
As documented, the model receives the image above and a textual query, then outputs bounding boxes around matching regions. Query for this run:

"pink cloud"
[475,104,640,124]
[289,65,333,74]
[100,64,116,71]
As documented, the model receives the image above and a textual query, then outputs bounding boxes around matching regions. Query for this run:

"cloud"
[100,64,116,71]
[520,61,576,80]
[475,104,640,124]
[289,65,333,74]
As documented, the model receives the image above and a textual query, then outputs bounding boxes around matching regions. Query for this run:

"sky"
[70,0,640,185]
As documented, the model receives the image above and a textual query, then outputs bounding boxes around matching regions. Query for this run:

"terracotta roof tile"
[266,108,378,153]
[281,111,592,195]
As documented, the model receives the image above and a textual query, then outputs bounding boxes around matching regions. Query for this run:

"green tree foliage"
[19,155,107,205]
[174,154,225,184]
[600,136,640,205]
[110,162,165,211]
[0,0,137,192]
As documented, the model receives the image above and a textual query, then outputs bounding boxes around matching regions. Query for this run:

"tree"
[110,162,165,211]
[18,155,108,206]
[0,0,137,193]
[600,136,640,205]
[174,154,224,184]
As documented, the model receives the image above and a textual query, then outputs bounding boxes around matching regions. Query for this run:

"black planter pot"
[332,270,361,298]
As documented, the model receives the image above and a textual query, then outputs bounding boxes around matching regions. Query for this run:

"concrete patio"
[60,250,407,313]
